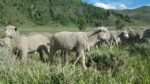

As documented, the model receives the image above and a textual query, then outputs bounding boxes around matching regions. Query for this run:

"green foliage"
[0,0,131,27]
[115,19,125,30]
[86,47,129,76]
[77,14,86,31]
[129,38,150,56]
[27,0,50,25]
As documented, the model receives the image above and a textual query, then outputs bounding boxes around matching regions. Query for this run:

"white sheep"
[109,29,129,47]
[0,37,11,48]
[48,26,109,69]
[5,25,50,62]
[124,28,144,44]
[95,29,129,49]
[140,28,150,41]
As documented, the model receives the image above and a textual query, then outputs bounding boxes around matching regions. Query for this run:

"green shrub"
[129,38,150,56]
[86,49,127,76]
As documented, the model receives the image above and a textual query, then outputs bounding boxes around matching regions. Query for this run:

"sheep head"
[119,29,129,40]
[96,27,111,41]
[5,25,18,38]
[89,26,110,45]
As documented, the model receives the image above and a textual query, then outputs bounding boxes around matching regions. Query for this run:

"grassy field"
[0,25,149,37]
[0,26,150,84]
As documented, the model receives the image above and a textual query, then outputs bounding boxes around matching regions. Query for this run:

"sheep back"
[51,32,89,51]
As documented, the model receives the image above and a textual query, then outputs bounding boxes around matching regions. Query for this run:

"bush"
[130,38,150,56]
[86,50,127,76]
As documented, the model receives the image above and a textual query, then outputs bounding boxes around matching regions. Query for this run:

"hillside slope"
[118,6,150,25]
[0,0,130,27]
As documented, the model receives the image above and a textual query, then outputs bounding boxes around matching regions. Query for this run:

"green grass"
[0,26,150,84]
[0,44,150,84]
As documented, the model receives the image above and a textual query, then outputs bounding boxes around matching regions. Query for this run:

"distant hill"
[117,6,150,25]
[0,0,131,27]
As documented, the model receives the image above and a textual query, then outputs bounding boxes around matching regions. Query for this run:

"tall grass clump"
[86,48,128,75]
[129,38,150,56]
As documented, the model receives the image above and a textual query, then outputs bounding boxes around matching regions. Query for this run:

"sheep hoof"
[83,66,87,70]
[72,64,75,67]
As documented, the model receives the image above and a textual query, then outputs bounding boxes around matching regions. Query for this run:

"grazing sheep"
[0,37,11,48]
[5,25,50,62]
[95,29,129,48]
[142,28,150,40]
[49,27,109,69]
[98,27,111,45]
[125,28,144,44]
[94,27,111,48]
[0,38,4,47]
[109,29,129,47]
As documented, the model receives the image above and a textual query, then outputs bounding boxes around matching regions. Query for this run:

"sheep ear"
[14,27,17,31]
[119,32,123,37]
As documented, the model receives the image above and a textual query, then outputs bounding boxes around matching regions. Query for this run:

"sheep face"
[119,30,129,39]
[143,29,150,39]
[97,27,111,42]
[5,25,18,38]
[127,29,137,38]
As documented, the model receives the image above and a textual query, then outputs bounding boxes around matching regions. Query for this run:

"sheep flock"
[0,25,150,69]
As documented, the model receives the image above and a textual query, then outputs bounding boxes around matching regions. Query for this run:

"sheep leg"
[12,47,22,59]
[16,49,22,59]
[81,51,87,70]
[21,49,28,60]
[109,41,115,49]
[63,52,68,64]
[64,51,67,65]
[12,47,17,56]
[110,40,113,47]
[110,43,114,49]
[38,46,49,62]
[37,49,45,62]
[43,46,49,56]
[73,52,81,65]
[60,51,64,65]
[61,51,67,66]
[0,43,4,47]
[48,48,55,64]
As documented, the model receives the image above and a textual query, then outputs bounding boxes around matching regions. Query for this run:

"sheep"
[0,37,11,48]
[124,28,144,44]
[109,29,129,47]
[0,38,4,47]
[142,28,150,40]
[94,27,111,48]
[98,27,111,45]
[48,26,109,69]
[5,25,50,62]
[95,29,129,48]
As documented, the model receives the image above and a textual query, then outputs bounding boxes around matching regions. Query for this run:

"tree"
[77,15,86,31]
